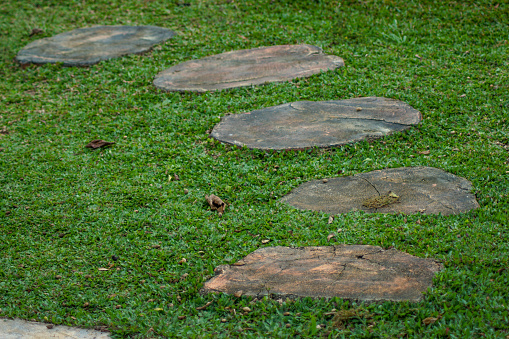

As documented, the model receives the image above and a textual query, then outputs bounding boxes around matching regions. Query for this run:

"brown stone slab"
[16,25,175,66]
[153,44,344,92]
[210,97,421,150]
[202,245,442,302]
[281,167,479,215]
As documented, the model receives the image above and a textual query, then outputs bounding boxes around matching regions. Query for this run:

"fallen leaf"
[242,307,251,312]
[238,34,248,40]
[178,258,187,264]
[415,54,422,60]
[29,28,43,37]
[459,94,466,98]
[152,244,161,249]
[327,233,335,242]
[178,315,186,320]
[205,194,226,216]
[196,301,213,310]
[153,308,164,311]
[261,239,270,244]
[418,150,430,155]
[98,267,109,271]
[328,215,334,224]
[46,324,54,329]
[83,302,90,307]
[85,139,115,149]
[234,290,243,298]
[0,126,8,135]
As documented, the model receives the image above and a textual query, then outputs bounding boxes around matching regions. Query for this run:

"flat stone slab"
[153,44,344,92]
[16,25,175,66]
[202,245,442,302]
[281,167,479,215]
[0,318,109,338]
[210,97,421,150]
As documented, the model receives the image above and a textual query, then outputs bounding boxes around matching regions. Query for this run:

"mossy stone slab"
[16,25,175,66]
[202,245,442,302]
[210,97,421,150]
[281,167,479,215]
[153,44,344,92]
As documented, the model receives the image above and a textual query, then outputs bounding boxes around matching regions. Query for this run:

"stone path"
[0,318,109,339]
[210,97,421,150]
[153,44,343,92]
[281,166,479,215]
[202,245,442,302]
[16,25,175,66]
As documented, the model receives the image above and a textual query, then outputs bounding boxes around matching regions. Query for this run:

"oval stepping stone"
[202,245,442,302]
[16,25,175,66]
[210,97,421,150]
[281,166,479,215]
[153,44,344,92]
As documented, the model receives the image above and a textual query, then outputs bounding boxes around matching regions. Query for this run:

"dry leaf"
[85,139,115,149]
[152,244,161,249]
[418,150,430,155]
[205,194,226,216]
[242,307,251,312]
[29,28,43,37]
[98,268,109,271]
[178,258,187,264]
[0,126,8,135]
[261,239,270,244]
[234,290,243,298]
[327,233,335,242]
[328,215,334,224]
[196,301,213,310]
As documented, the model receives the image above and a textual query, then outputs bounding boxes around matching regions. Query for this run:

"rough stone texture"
[153,44,344,92]
[16,25,175,66]
[0,318,109,339]
[210,97,420,150]
[281,167,479,215]
[202,245,442,302]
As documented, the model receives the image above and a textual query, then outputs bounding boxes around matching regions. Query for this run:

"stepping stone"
[210,97,420,150]
[202,245,442,302]
[281,167,479,215]
[153,44,343,92]
[16,25,175,66]
[0,318,109,338]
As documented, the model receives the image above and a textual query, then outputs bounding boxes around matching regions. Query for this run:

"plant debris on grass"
[0,0,508,338]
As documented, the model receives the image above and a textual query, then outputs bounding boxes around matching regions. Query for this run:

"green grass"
[0,0,508,337]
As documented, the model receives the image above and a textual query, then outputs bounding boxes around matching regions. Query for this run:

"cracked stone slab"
[202,245,442,302]
[0,318,109,339]
[210,97,420,150]
[16,25,175,66]
[281,166,479,215]
[153,44,344,92]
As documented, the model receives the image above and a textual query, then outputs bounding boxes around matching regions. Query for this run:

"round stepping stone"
[210,97,421,150]
[281,166,479,215]
[202,245,442,302]
[16,25,175,66]
[0,318,110,338]
[153,44,344,92]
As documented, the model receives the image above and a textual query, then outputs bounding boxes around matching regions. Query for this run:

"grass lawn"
[1,0,508,337]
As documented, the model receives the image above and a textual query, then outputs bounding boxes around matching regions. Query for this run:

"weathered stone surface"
[202,245,442,302]
[153,44,344,92]
[210,97,420,150]
[16,25,175,66]
[281,167,479,215]
[0,318,109,339]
